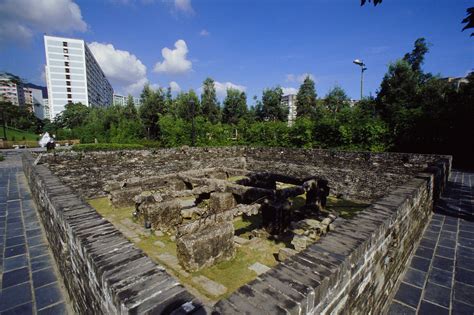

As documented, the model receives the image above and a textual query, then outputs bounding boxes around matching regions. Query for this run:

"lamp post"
[353,59,367,100]
[190,99,196,147]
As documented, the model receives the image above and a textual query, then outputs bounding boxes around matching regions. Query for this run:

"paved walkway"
[389,170,474,315]
[0,151,70,314]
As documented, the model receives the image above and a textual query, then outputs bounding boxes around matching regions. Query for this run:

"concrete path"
[0,151,71,314]
[388,170,474,314]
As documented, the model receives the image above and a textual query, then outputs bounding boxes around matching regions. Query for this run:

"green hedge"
[71,143,145,152]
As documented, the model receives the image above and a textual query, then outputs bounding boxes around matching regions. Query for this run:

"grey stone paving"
[389,170,474,315]
[0,151,70,314]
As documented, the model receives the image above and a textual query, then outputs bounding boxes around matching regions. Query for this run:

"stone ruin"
[104,167,334,272]
[33,147,451,314]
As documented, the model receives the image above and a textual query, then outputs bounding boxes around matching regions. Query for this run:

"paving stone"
[248,262,271,276]
[5,235,25,247]
[457,254,474,271]
[387,301,416,315]
[435,246,455,259]
[459,237,474,248]
[3,254,28,272]
[438,238,456,248]
[427,268,452,288]
[418,300,449,315]
[0,282,32,312]
[34,282,63,310]
[432,255,454,271]
[31,255,53,271]
[37,302,68,315]
[454,281,474,306]
[452,300,474,314]
[2,267,30,289]
[455,267,474,286]
[458,245,474,259]
[191,275,227,297]
[403,268,426,288]
[419,238,437,249]
[411,256,431,272]
[415,246,434,260]
[4,244,26,258]
[0,302,34,315]
[423,282,451,308]
[33,267,58,288]
[394,283,422,308]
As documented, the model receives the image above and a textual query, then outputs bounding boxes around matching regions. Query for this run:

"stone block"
[137,200,182,232]
[176,219,235,272]
[209,192,236,213]
[278,247,298,261]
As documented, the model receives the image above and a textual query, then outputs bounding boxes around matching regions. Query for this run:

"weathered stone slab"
[192,276,227,297]
[248,262,271,275]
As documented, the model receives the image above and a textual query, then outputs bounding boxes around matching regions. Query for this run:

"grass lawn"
[88,192,369,302]
[88,197,285,302]
[3,127,39,141]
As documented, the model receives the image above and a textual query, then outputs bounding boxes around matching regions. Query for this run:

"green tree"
[261,87,288,121]
[175,90,201,121]
[296,76,317,117]
[139,84,165,139]
[201,78,220,123]
[124,94,138,118]
[222,89,248,125]
[324,86,350,115]
[403,38,429,75]
[55,102,90,129]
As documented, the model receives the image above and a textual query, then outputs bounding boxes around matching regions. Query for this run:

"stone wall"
[22,152,201,315]
[41,147,449,203]
[31,147,452,314]
[214,160,451,314]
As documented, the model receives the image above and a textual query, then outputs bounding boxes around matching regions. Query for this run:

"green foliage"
[261,87,287,121]
[201,78,221,123]
[296,76,317,117]
[175,90,201,121]
[0,153,4,161]
[0,101,43,134]
[139,84,165,139]
[222,88,247,125]
[2,126,38,141]
[324,86,350,115]
[71,143,145,152]
[55,103,90,129]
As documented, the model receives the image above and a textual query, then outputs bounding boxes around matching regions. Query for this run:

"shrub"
[0,154,4,161]
[71,143,145,152]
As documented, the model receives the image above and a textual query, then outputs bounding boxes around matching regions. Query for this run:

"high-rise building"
[44,35,113,118]
[0,73,26,107]
[113,93,142,107]
[281,94,298,126]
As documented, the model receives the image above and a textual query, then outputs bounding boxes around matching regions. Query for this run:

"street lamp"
[353,59,367,100]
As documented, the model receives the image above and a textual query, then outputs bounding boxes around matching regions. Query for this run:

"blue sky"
[0,0,472,103]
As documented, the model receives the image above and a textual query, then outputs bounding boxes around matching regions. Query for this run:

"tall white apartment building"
[44,35,113,118]
[281,94,298,126]
[0,73,25,107]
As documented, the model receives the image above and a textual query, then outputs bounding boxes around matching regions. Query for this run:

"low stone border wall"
[25,148,451,314]
[214,160,451,314]
[22,152,200,314]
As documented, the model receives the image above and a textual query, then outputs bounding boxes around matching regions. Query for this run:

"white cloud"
[154,39,192,74]
[174,0,194,14]
[286,73,314,84]
[281,87,298,95]
[88,42,147,84]
[214,81,246,98]
[199,29,210,36]
[0,0,87,44]
[169,81,181,93]
[124,77,149,95]
[87,42,150,96]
